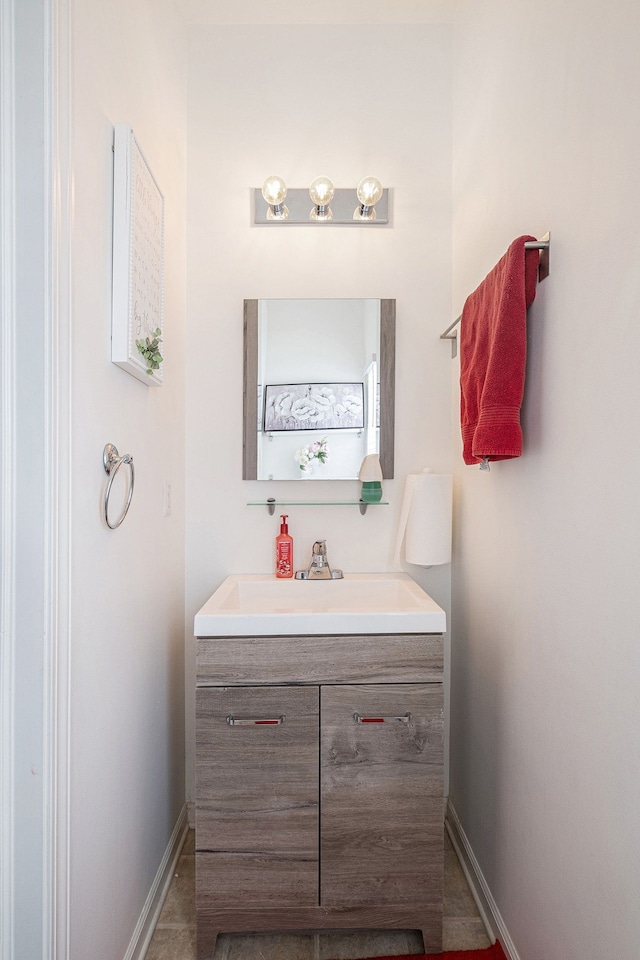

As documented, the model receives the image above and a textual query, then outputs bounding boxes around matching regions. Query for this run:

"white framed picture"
[111,123,165,385]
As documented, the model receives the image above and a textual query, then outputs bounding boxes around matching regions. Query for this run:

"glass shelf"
[248,499,389,516]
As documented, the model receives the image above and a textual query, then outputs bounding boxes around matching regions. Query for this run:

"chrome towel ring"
[102,443,135,529]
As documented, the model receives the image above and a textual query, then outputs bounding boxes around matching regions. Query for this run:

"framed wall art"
[111,123,165,385]
[263,382,364,432]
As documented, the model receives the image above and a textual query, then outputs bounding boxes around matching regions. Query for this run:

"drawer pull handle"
[226,715,285,726]
[353,712,412,724]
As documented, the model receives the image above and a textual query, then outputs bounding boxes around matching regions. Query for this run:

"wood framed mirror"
[243,299,395,481]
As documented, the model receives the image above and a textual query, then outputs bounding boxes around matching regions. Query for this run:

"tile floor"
[145,830,490,960]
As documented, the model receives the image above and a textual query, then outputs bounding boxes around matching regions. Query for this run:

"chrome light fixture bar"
[255,175,389,225]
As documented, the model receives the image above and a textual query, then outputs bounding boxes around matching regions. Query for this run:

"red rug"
[331,942,507,960]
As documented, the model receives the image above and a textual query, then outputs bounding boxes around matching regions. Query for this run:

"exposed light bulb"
[357,176,383,206]
[309,176,335,206]
[309,176,335,221]
[261,175,289,220]
[262,175,287,205]
[353,176,383,221]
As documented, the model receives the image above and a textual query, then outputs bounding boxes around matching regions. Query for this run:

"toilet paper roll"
[394,470,452,568]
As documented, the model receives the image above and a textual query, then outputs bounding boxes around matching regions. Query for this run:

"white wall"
[69,1,187,956]
[451,2,640,959]
[185,21,454,800]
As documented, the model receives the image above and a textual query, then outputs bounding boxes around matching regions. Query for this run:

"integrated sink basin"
[194,572,446,636]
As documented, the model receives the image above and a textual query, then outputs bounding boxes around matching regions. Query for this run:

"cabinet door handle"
[226,715,285,726]
[353,712,412,724]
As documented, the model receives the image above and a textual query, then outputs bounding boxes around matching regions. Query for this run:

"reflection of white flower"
[291,397,316,421]
[310,386,336,408]
[294,437,329,472]
[341,391,363,416]
[308,407,326,423]
[273,392,293,417]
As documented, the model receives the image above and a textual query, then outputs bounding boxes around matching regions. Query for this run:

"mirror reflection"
[243,299,395,481]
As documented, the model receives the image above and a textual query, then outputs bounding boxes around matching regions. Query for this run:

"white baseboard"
[123,804,189,960]
[445,799,520,960]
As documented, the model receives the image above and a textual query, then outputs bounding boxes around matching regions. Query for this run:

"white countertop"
[194,572,446,636]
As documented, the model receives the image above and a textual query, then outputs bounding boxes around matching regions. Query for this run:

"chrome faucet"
[295,540,344,580]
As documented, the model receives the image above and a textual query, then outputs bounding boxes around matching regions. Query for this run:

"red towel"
[332,940,508,960]
[460,236,539,465]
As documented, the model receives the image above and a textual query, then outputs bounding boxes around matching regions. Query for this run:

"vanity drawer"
[196,685,319,908]
[196,633,443,685]
[196,850,317,911]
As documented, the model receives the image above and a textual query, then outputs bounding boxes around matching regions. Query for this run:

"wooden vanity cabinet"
[195,633,444,960]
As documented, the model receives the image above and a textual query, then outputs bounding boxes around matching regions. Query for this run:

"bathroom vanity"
[194,575,446,959]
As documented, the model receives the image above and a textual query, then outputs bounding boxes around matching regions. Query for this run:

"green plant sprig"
[135,327,163,375]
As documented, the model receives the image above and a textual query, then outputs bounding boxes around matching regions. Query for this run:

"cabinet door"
[320,683,443,908]
[196,685,319,908]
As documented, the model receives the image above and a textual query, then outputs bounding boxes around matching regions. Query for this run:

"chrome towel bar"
[440,233,550,357]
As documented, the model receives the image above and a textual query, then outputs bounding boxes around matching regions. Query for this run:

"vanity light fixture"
[254,175,389,225]
[353,176,383,221]
[261,175,289,220]
[309,176,335,221]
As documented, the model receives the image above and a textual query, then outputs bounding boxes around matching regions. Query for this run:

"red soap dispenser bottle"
[275,514,294,579]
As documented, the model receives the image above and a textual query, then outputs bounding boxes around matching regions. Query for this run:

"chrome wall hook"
[102,443,135,529]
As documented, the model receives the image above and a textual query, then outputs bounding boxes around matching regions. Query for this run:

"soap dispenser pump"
[275,514,294,579]
[359,453,383,503]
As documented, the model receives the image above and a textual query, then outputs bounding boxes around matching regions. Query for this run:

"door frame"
[0,0,72,957]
